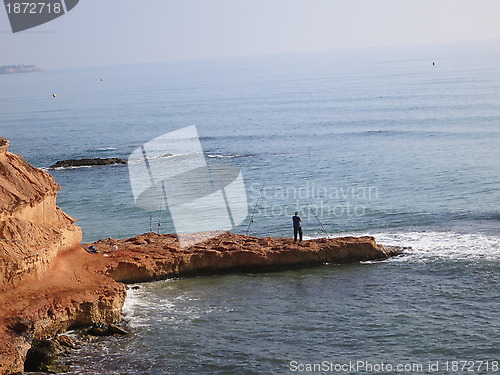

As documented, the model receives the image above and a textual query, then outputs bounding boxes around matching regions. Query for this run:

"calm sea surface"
[1,40,499,374]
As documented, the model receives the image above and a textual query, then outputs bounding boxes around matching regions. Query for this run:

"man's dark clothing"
[292,215,302,242]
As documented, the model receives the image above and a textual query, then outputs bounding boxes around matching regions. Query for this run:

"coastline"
[1,232,401,374]
[0,65,41,75]
[85,232,402,282]
[1,42,498,374]
[0,138,401,374]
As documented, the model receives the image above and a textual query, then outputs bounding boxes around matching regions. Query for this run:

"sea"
[1,40,499,374]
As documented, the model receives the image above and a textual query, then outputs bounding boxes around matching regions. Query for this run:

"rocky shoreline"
[0,138,402,374]
[1,233,401,374]
[86,232,401,282]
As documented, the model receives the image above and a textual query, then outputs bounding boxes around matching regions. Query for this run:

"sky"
[1,0,500,69]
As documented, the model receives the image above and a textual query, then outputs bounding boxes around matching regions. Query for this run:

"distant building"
[0,65,42,74]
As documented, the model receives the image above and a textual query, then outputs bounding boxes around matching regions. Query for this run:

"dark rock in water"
[49,158,127,169]
[108,324,129,335]
[87,327,107,336]
[87,323,128,336]
[24,339,69,373]
[56,335,75,348]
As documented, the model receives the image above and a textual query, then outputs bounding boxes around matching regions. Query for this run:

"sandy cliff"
[0,138,401,374]
[0,138,125,375]
[0,137,81,288]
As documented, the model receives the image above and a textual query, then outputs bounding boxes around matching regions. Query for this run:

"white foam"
[122,281,239,330]
[206,154,251,159]
[305,229,500,262]
[44,165,93,171]
[121,286,151,329]
[372,230,500,262]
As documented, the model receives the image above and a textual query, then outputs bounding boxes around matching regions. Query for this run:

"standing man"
[292,211,302,242]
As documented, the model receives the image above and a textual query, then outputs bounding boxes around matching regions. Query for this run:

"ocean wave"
[305,229,500,262]
[206,153,253,159]
[372,231,500,262]
[122,285,157,329]
[127,152,251,165]
[127,152,203,164]
[152,152,199,160]
[199,134,281,142]
[95,147,118,151]
[123,280,230,330]
[43,165,93,171]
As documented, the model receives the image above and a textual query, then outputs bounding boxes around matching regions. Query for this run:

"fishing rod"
[157,185,164,234]
[303,199,330,239]
[246,183,265,236]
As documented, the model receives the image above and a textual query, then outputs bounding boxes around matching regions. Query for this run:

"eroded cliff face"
[0,137,82,289]
[0,138,125,375]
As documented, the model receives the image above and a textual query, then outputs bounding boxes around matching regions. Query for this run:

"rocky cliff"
[0,137,82,288]
[0,138,125,375]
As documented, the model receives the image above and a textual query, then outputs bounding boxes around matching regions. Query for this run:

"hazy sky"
[2,0,500,69]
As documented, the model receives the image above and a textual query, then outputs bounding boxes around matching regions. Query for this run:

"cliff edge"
[0,138,125,375]
[0,137,82,288]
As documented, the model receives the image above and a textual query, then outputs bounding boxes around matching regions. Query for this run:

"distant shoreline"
[0,64,42,74]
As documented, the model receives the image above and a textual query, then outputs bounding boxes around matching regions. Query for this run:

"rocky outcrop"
[0,138,82,288]
[85,232,400,283]
[49,158,127,169]
[0,272,125,374]
[0,138,8,153]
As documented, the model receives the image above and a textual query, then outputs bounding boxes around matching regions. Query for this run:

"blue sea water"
[1,40,499,374]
